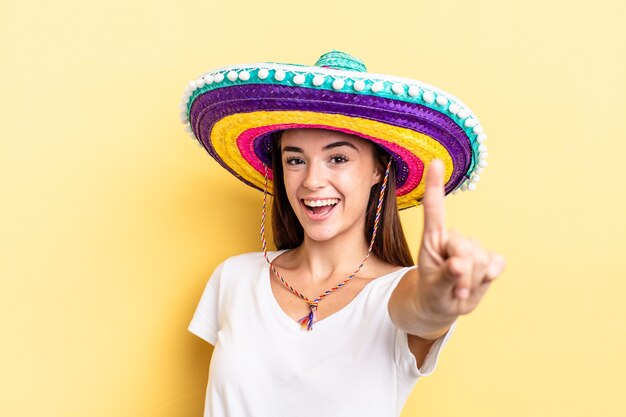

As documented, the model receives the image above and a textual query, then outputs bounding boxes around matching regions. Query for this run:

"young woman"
[182,51,505,417]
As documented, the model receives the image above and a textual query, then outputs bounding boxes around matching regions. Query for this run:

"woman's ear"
[370,147,385,186]
[371,168,382,186]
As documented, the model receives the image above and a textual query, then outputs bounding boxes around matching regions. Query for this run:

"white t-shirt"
[188,250,456,417]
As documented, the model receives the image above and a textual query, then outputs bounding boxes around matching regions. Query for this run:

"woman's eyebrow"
[282,141,358,154]
[282,146,304,153]
[323,141,358,151]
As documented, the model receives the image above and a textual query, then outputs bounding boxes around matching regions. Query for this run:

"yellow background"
[2,0,625,416]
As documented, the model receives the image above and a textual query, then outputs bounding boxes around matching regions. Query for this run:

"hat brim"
[184,64,485,209]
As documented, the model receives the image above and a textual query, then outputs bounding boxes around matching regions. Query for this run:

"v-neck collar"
[260,250,411,333]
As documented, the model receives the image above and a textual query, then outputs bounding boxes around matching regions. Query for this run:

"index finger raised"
[422,158,447,235]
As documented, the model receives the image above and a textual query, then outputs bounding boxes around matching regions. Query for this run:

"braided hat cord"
[260,158,393,331]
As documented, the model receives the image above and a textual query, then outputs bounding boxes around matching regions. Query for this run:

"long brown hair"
[270,131,414,267]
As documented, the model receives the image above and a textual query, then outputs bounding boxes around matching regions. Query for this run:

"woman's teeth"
[303,199,339,207]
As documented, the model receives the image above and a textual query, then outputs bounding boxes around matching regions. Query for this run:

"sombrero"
[179,50,488,210]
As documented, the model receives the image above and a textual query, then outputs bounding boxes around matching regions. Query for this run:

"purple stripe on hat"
[189,85,472,193]
[253,133,273,167]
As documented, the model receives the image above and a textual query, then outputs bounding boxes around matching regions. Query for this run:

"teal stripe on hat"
[314,50,367,72]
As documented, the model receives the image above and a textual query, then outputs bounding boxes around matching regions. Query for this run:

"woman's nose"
[302,162,326,190]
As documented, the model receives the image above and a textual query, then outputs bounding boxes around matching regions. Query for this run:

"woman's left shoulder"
[360,262,415,287]
[367,260,416,282]
[365,264,417,302]
[384,265,417,286]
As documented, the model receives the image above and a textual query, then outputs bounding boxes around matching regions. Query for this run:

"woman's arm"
[388,268,453,369]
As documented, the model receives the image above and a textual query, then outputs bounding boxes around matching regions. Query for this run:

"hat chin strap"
[259,158,392,331]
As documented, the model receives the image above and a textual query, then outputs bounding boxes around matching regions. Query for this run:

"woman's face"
[280,129,382,243]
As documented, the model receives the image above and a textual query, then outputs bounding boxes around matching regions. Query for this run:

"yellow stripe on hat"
[210,111,453,208]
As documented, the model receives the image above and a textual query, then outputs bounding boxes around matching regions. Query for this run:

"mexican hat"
[179,50,488,209]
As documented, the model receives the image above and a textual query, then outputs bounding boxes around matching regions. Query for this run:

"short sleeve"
[396,320,457,378]
[188,260,226,345]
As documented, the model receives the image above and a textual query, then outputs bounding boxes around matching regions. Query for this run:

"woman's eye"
[285,157,304,165]
[330,155,348,164]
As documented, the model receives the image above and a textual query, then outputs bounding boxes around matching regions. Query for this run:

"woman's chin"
[301,223,360,245]
[302,227,337,243]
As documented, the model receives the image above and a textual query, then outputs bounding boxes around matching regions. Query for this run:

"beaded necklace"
[260,158,393,331]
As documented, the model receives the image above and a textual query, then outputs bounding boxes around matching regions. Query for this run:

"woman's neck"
[286,227,377,285]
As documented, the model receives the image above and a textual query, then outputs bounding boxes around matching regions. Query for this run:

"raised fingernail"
[488,260,504,277]
[457,288,470,299]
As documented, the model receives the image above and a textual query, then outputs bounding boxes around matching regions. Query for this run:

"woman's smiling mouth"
[301,198,340,219]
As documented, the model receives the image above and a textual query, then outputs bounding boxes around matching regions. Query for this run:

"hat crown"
[314,50,367,72]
